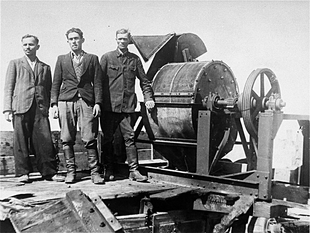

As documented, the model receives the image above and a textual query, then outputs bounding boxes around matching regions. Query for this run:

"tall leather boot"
[126,147,148,182]
[88,147,105,184]
[64,145,76,184]
[103,143,115,181]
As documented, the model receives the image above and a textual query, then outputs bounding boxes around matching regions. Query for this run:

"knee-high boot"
[102,143,115,181]
[126,147,148,182]
[64,145,76,183]
[88,147,105,184]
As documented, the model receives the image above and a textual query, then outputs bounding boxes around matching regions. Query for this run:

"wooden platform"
[0,170,177,204]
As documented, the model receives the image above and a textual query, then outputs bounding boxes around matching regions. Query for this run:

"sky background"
[0,0,309,133]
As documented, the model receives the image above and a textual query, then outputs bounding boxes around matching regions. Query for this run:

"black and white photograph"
[0,0,309,232]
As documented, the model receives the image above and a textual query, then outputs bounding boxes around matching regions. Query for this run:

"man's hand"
[93,104,101,117]
[145,100,155,110]
[4,112,13,122]
[52,105,59,119]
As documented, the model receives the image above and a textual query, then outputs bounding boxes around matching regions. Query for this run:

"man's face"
[116,33,130,50]
[67,32,84,52]
[22,37,39,57]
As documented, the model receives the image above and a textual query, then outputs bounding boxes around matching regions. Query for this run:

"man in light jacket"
[3,34,63,183]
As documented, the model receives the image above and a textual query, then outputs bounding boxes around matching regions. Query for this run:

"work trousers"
[58,97,98,149]
[100,112,136,157]
[13,100,57,177]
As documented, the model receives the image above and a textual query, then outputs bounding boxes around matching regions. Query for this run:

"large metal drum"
[143,61,238,172]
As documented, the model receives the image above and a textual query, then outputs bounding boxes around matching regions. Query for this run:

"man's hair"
[66,28,83,39]
[116,28,131,39]
[21,34,39,44]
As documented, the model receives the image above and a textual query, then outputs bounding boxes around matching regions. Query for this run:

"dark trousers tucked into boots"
[101,112,147,182]
[63,145,76,183]
[101,143,115,181]
[87,146,104,184]
[126,147,148,182]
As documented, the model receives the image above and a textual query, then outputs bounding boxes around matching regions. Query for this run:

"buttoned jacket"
[100,49,153,113]
[3,57,52,116]
[51,52,103,106]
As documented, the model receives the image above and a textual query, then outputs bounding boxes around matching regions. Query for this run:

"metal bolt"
[224,68,227,72]
[208,79,212,82]
[220,76,224,80]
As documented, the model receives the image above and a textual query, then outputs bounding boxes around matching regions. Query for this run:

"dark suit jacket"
[51,52,103,106]
[100,49,153,113]
[3,57,52,116]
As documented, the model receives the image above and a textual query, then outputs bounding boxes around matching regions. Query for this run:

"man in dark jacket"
[51,28,104,184]
[3,34,63,183]
[100,28,155,182]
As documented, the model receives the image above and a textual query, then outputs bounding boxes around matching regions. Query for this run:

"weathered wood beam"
[88,192,123,232]
[65,189,119,232]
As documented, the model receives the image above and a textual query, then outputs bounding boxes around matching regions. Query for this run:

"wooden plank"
[0,174,179,204]
[9,199,87,233]
[65,189,116,232]
[88,192,123,232]
[149,187,198,200]
[213,195,255,232]
[116,214,147,230]
[20,208,84,233]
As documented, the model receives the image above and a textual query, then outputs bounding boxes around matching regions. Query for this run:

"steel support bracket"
[196,110,211,175]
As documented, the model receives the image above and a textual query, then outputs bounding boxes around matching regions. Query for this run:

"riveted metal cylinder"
[143,61,239,172]
[149,61,238,139]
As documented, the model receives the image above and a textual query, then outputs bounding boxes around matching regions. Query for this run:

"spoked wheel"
[240,68,281,138]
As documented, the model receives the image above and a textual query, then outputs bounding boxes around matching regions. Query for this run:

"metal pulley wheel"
[240,68,281,138]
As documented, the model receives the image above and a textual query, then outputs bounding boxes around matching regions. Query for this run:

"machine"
[129,33,309,232]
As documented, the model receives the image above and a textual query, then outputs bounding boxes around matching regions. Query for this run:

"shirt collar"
[117,48,128,57]
[71,50,85,58]
[25,56,37,64]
